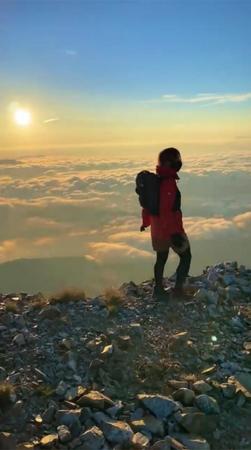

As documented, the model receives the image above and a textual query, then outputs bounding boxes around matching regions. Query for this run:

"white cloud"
[148,92,251,106]
[43,117,59,124]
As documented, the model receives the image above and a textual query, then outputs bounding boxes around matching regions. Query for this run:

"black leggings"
[154,246,192,288]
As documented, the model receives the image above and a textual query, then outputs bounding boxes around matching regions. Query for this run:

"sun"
[14,108,32,127]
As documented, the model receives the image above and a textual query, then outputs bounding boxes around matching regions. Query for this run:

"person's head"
[158,147,182,171]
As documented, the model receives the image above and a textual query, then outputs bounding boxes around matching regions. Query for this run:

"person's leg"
[154,250,169,288]
[170,234,192,290]
[174,246,192,289]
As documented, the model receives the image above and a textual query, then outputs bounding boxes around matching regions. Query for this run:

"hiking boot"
[152,285,170,302]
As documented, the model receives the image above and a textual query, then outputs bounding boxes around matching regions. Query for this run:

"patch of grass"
[49,287,86,304]
[30,294,48,310]
[0,383,15,410]
[103,287,124,313]
[34,384,55,397]
[5,301,19,313]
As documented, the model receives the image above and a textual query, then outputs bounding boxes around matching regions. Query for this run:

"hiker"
[138,147,192,300]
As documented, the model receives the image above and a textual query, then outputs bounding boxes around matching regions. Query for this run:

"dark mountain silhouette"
[0,256,150,296]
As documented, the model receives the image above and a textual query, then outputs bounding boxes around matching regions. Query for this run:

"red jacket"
[141,165,185,240]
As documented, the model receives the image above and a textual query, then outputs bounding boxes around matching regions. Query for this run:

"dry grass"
[49,287,86,305]
[34,384,55,397]
[30,294,48,310]
[0,383,15,410]
[103,287,124,313]
[5,301,19,313]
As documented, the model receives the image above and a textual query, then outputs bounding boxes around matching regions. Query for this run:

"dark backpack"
[135,170,182,215]
[135,170,161,215]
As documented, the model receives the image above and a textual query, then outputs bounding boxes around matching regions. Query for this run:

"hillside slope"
[0,260,251,450]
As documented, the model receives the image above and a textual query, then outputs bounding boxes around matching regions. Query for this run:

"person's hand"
[140,225,146,232]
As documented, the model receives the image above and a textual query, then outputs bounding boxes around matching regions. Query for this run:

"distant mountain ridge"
[0,256,150,296]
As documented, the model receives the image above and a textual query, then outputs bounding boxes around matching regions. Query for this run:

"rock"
[101,344,113,356]
[13,333,25,346]
[93,412,133,445]
[168,380,189,390]
[176,411,216,434]
[0,432,16,450]
[236,393,246,407]
[193,381,212,394]
[173,388,195,406]
[172,433,210,450]
[150,439,171,450]
[40,433,58,447]
[243,341,251,351]
[132,432,150,447]
[129,322,143,337]
[169,332,188,351]
[35,414,43,424]
[39,305,61,319]
[193,289,208,302]
[42,404,56,423]
[205,290,219,305]
[234,372,251,398]
[130,414,164,436]
[222,273,237,286]
[195,395,220,414]
[77,390,114,409]
[57,425,71,443]
[17,444,35,449]
[220,383,236,398]
[117,335,131,350]
[67,350,77,371]
[225,286,240,300]
[106,401,123,418]
[55,409,82,436]
[137,394,179,419]
[131,408,145,420]
[56,380,68,396]
[65,386,79,401]
[79,426,105,450]
[0,366,7,381]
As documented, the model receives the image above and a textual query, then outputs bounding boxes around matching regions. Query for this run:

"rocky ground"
[0,261,251,450]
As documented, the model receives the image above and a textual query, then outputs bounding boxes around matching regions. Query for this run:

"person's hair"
[158,147,181,166]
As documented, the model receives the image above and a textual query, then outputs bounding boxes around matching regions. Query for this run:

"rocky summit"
[0,260,251,450]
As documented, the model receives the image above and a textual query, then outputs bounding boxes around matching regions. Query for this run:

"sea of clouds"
[0,150,250,293]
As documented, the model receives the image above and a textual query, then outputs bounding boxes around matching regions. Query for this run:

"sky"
[0,0,250,294]
[1,0,251,154]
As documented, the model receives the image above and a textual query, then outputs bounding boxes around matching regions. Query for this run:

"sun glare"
[14,108,32,127]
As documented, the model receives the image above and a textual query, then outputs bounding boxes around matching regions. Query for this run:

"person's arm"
[140,207,151,231]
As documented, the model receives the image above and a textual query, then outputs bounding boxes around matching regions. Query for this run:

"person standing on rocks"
[139,147,192,301]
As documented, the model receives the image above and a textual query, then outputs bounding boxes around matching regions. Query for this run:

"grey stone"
[193,381,212,395]
[13,333,25,346]
[172,433,210,450]
[39,305,61,319]
[195,394,220,414]
[77,390,114,409]
[132,432,150,447]
[79,426,105,450]
[172,388,195,406]
[57,424,71,443]
[93,412,133,445]
[137,394,179,419]
[130,414,164,436]
[56,380,68,396]
[42,404,56,423]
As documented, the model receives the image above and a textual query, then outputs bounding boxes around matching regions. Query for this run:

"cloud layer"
[0,150,250,292]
